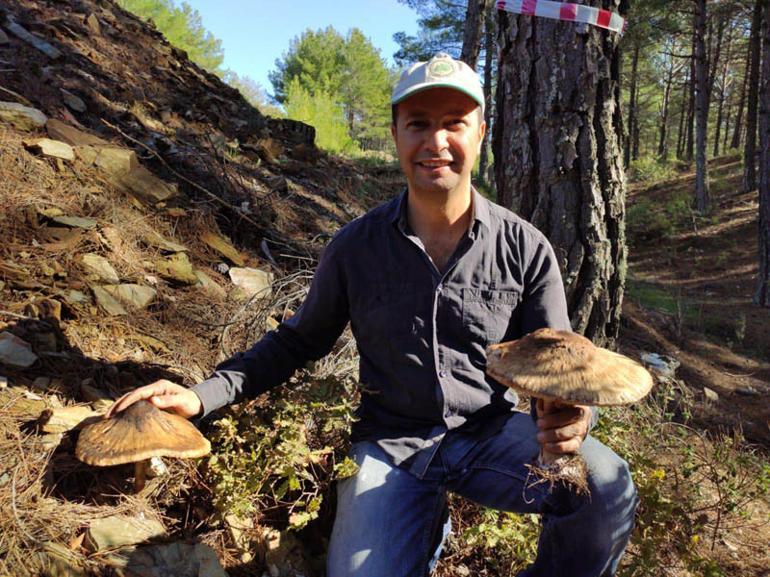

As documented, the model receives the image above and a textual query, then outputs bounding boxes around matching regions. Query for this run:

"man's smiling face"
[391,87,486,199]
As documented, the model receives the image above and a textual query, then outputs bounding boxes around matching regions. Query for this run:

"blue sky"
[183,0,420,100]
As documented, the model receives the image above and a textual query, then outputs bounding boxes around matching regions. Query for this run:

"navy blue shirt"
[192,188,572,478]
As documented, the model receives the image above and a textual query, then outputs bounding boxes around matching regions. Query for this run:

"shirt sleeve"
[191,240,350,417]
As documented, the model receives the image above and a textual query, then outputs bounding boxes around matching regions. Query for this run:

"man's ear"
[478,121,487,153]
[391,123,397,142]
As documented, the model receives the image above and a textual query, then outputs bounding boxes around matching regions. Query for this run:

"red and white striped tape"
[497,0,626,34]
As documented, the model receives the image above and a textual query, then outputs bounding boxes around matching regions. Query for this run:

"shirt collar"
[390,187,491,237]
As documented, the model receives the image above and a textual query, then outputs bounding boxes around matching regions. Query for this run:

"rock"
[84,515,166,553]
[39,541,88,577]
[0,375,7,389]
[93,146,138,174]
[111,164,179,205]
[194,270,226,298]
[23,138,75,161]
[0,28,8,45]
[52,215,97,229]
[46,119,109,147]
[155,253,197,284]
[40,405,102,433]
[5,19,62,59]
[640,352,680,379]
[103,284,157,310]
[62,289,90,306]
[80,381,114,410]
[0,101,47,131]
[225,513,253,553]
[85,13,101,36]
[61,90,87,113]
[263,529,312,577]
[124,542,227,577]
[229,267,273,300]
[703,387,719,402]
[81,253,119,283]
[735,386,760,396]
[215,262,229,274]
[146,456,168,479]
[201,232,245,266]
[0,332,38,367]
[91,286,127,316]
[32,376,65,394]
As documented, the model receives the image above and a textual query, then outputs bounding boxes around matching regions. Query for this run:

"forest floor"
[0,1,768,576]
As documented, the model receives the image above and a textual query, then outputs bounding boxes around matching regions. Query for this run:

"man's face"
[391,87,486,199]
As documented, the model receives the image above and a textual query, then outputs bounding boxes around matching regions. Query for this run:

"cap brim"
[391,83,484,110]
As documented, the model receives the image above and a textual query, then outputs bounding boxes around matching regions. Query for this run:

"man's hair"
[391,103,484,126]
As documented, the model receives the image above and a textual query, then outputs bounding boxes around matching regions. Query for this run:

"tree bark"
[686,27,697,161]
[658,52,681,159]
[755,0,770,306]
[744,0,763,191]
[460,0,491,69]
[714,24,733,158]
[677,73,689,158]
[694,0,711,213]
[494,1,626,347]
[478,3,495,188]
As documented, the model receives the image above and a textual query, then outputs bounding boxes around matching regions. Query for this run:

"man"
[108,53,638,577]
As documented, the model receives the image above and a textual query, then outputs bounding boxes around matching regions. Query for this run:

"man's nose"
[425,127,449,151]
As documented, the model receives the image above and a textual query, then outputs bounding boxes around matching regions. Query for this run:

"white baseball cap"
[391,53,485,112]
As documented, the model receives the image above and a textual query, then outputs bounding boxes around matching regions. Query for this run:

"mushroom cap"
[486,328,653,406]
[75,399,211,466]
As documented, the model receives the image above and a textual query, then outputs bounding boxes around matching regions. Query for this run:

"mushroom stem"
[134,460,148,493]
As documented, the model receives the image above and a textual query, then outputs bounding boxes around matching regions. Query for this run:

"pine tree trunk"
[658,58,676,159]
[461,0,490,70]
[755,0,770,306]
[694,0,710,213]
[478,5,495,188]
[494,1,626,347]
[686,29,697,161]
[677,74,689,158]
[714,29,732,158]
[625,42,640,168]
[731,46,750,149]
[744,0,763,191]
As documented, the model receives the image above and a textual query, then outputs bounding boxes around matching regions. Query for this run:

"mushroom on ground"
[486,328,653,493]
[75,399,210,493]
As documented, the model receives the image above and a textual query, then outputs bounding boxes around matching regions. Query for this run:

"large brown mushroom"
[75,399,210,492]
[486,328,653,492]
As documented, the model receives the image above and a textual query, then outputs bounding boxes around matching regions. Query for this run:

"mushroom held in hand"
[75,399,210,493]
[486,328,653,492]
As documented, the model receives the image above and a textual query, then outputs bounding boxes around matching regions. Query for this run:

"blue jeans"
[326,411,638,577]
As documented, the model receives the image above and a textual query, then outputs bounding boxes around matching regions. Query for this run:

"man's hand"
[105,379,203,420]
[535,398,591,455]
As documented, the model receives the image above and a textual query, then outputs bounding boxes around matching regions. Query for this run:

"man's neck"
[406,183,473,240]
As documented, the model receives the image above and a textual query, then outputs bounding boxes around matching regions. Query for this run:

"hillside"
[0,1,767,577]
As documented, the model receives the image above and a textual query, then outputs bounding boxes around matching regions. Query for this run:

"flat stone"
[125,542,227,577]
[52,215,97,229]
[0,101,47,131]
[86,13,101,36]
[5,19,61,59]
[103,284,157,310]
[62,289,90,306]
[143,231,187,253]
[194,270,226,298]
[0,332,38,367]
[229,267,273,300]
[201,232,245,266]
[32,376,65,393]
[46,119,109,147]
[23,137,75,160]
[93,146,138,174]
[0,376,7,389]
[110,164,179,205]
[61,90,87,113]
[155,253,197,284]
[40,405,102,433]
[81,253,119,283]
[85,515,166,553]
[703,387,719,402]
[92,285,127,316]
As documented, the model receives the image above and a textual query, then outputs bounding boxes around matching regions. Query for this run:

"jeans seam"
[467,461,555,505]
[419,488,445,577]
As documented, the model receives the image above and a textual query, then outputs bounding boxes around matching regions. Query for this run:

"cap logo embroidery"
[428,60,453,78]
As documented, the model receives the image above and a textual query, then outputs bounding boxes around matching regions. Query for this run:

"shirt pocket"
[462,288,520,345]
[356,282,422,341]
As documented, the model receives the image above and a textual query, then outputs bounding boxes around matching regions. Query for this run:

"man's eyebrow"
[403,108,473,118]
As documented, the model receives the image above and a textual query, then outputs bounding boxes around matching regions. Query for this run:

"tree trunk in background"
[686,28,696,161]
[694,0,710,213]
[744,0,763,191]
[658,56,678,159]
[625,42,640,168]
[460,0,490,69]
[731,46,750,149]
[714,26,733,158]
[494,1,626,347]
[478,4,495,188]
[677,74,689,158]
[756,0,770,306]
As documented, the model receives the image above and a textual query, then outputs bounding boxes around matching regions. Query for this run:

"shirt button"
[439,370,447,378]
